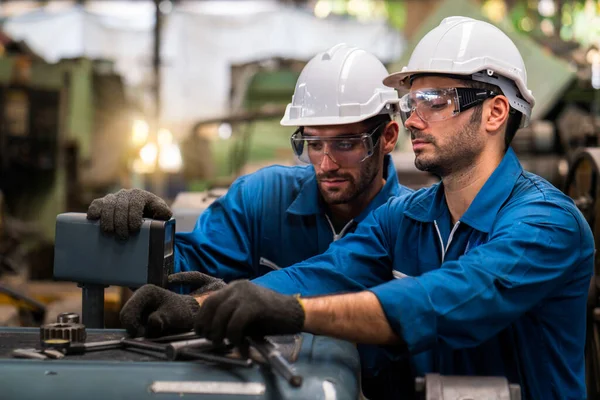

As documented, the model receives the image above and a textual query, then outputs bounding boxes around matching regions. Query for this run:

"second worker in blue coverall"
[88,44,414,398]
[184,17,594,399]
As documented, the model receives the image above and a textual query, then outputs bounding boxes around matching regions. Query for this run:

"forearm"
[302,291,402,345]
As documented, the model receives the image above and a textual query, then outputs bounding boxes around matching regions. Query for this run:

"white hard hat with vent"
[281,43,399,127]
[383,16,535,127]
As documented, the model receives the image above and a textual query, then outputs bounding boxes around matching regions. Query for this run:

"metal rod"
[247,337,303,387]
[80,284,105,328]
[65,339,123,355]
[168,346,253,368]
[121,338,167,352]
[146,331,199,342]
[167,338,212,350]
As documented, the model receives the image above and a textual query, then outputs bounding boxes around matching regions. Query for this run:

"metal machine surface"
[0,327,361,400]
[415,374,521,400]
[54,213,175,288]
[171,189,228,233]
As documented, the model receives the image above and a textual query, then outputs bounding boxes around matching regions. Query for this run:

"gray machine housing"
[171,189,228,233]
[53,213,175,288]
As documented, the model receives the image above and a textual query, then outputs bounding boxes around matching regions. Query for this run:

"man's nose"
[404,109,427,131]
[319,147,339,172]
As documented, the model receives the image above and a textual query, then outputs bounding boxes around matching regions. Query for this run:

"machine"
[53,213,176,328]
[563,148,600,400]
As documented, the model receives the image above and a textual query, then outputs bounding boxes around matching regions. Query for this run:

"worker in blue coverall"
[160,17,591,399]
[87,44,413,398]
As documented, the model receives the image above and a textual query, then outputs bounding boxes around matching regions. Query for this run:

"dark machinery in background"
[0,32,138,327]
[564,147,600,400]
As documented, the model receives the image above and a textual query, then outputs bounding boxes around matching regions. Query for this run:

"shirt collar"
[286,154,402,218]
[403,148,523,233]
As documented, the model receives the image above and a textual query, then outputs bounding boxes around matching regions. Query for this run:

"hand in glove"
[87,188,172,240]
[120,271,225,337]
[168,271,226,296]
[194,280,305,346]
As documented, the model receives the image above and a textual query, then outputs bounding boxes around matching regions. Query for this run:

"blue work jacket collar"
[403,148,523,233]
[286,155,401,223]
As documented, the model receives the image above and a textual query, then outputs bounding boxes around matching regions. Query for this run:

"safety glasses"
[290,123,384,167]
[399,87,497,124]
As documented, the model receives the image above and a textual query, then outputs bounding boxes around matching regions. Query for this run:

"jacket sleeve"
[369,200,593,354]
[173,176,256,283]
[253,199,400,296]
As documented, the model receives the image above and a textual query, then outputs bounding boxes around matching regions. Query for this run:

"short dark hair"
[461,79,521,151]
[362,113,392,129]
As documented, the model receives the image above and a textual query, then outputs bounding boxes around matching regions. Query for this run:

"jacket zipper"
[433,220,461,263]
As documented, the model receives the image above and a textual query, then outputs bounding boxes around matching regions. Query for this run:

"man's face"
[302,123,383,205]
[404,76,486,177]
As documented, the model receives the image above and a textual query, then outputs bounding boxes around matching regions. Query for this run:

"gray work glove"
[87,188,172,240]
[168,271,227,296]
[194,280,305,346]
[120,271,226,337]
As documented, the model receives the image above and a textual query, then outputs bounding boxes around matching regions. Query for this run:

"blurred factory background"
[0,0,599,331]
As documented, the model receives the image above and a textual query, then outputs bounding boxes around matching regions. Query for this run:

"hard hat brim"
[383,68,535,108]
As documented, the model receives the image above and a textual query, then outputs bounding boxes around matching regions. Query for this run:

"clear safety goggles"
[290,123,384,167]
[399,87,497,124]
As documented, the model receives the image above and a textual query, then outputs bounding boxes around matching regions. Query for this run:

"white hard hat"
[383,16,535,127]
[281,43,399,127]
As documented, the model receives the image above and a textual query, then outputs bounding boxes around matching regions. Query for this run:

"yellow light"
[347,0,370,17]
[157,128,173,147]
[139,142,158,166]
[132,158,155,174]
[482,0,507,23]
[131,119,149,146]
[519,17,534,32]
[158,143,183,173]
[314,0,332,19]
[587,49,600,65]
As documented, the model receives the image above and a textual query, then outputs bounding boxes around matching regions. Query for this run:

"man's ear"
[485,95,510,133]
[381,121,399,155]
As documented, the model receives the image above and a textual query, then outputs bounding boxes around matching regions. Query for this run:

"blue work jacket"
[173,155,410,278]
[254,148,594,399]
[173,155,412,380]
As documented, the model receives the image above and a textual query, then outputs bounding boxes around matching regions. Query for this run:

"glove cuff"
[183,295,202,316]
[286,296,306,332]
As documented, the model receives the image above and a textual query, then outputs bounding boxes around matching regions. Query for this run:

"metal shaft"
[247,338,303,387]
[80,284,105,329]
[171,347,253,367]
[167,338,212,350]
[121,338,167,352]
[147,331,200,343]
[66,339,123,355]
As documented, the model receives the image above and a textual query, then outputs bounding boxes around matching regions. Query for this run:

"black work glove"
[87,188,172,240]
[194,280,305,346]
[120,271,226,337]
